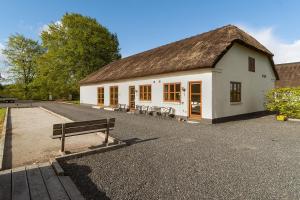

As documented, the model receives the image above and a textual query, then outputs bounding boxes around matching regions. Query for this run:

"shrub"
[265,87,300,119]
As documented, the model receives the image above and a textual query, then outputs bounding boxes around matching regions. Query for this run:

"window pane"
[148,86,151,93]
[164,84,169,93]
[148,93,151,100]
[170,84,174,92]
[164,93,168,100]
[175,93,180,101]
[191,84,200,93]
[176,84,180,92]
[170,93,174,100]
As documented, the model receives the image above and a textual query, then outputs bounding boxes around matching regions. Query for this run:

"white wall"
[212,43,276,118]
[80,69,213,119]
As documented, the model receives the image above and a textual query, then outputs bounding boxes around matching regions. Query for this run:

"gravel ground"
[40,102,300,199]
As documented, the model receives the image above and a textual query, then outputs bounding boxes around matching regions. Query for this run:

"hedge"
[265,87,300,119]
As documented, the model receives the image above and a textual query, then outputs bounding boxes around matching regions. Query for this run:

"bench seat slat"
[65,119,112,128]
[52,128,114,139]
[53,118,115,137]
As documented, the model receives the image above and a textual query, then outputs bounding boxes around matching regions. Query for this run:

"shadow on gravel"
[3,109,12,169]
[60,161,111,200]
[123,137,159,145]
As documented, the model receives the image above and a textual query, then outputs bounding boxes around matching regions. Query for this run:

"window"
[139,85,151,101]
[248,57,255,72]
[110,86,118,106]
[163,83,181,102]
[97,87,104,105]
[230,82,241,102]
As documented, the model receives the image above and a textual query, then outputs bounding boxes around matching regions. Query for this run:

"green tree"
[37,13,121,99]
[3,34,44,99]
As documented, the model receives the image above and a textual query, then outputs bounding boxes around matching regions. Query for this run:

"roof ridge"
[276,61,300,66]
[80,24,275,85]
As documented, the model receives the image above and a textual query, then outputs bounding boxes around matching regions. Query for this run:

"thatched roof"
[275,62,300,88]
[80,25,276,85]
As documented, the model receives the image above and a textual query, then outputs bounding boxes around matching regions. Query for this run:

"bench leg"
[61,124,66,154]
[105,119,109,145]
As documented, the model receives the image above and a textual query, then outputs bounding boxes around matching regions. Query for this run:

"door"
[129,86,135,110]
[189,81,202,119]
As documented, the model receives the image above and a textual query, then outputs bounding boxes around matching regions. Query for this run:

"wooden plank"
[52,127,115,139]
[53,124,62,129]
[26,165,50,200]
[64,119,108,128]
[58,176,85,200]
[65,124,108,134]
[12,166,30,200]
[52,118,115,137]
[0,169,12,200]
[39,163,69,200]
[51,160,64,176]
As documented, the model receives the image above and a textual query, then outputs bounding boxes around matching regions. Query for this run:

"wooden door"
[129,86,135,110]
[189,81,202,119]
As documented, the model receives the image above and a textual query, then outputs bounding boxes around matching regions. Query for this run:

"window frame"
[248,57,255,72]
[109,86,118,107]
[139,84,151,101]
[97,87,104,105]
[230,82,242,103]
[163,82,181,102]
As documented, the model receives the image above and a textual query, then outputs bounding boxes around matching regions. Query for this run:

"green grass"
[0,108,6,123]
[65,100,80,104]
[0,108,6,135]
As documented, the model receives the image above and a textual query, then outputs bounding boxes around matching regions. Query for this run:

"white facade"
[212,43,276,118]
[80,43,276,121]
[81,69,213,119]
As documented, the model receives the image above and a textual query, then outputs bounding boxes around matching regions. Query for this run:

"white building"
[80,25,278,123]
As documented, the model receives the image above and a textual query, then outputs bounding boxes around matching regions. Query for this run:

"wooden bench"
[52,118,116,153]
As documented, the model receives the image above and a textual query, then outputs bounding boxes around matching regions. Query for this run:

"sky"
[1,0,300,78]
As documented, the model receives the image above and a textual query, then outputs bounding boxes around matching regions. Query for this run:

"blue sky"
[1,0,300,76]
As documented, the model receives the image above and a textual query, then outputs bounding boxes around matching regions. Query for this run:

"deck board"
[26,165,50,200]
[12,166,30,200]
[59,176,85,200]
[0,162,83,200]
[0,169,12,200]
[39,163,70,200]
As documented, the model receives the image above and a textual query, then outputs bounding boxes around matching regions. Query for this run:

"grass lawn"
[65,100,80,104]
[0,108,6,135]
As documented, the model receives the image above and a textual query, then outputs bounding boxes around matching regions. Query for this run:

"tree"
[37,13,121,99]
[3,34,44,99]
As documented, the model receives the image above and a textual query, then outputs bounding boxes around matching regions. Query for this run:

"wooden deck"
[0,162,84,200]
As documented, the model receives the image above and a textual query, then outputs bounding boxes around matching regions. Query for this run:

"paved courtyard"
[39,102,300,199]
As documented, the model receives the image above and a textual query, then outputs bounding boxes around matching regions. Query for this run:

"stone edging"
[39,106,73,122]
[51,142,127,176]
[288,118,300,122]
[0,107,9,170]
[55,142,127,163]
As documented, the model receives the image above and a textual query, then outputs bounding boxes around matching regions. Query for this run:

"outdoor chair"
[142,105,150,114]
[148,106,162,117]
[161,107,175,118]
[116,104,127,112]
[135,105,143,114]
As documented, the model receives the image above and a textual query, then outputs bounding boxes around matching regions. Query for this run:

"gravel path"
[3,106,110,168]
[40,102,300,199]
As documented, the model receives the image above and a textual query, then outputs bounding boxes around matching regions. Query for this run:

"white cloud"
[0,42,9,80]
[237,24,300,64]
[39,21,62,35]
